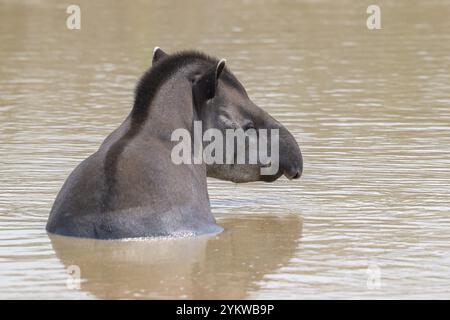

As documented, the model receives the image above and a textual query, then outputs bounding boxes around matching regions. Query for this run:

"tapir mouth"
[260,171,283,182]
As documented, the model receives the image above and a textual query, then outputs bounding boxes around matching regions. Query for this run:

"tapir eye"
[242,122,255,131]
[190,74,200,83]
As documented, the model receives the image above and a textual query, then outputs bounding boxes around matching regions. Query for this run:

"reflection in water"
[49,216,302,299]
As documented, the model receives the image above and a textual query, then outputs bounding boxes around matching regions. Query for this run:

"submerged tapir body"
[46,48,303,239]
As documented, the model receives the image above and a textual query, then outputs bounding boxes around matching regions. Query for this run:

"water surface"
[1,0,449,299]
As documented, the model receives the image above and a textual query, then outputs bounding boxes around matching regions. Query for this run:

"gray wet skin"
[46,48,303,239]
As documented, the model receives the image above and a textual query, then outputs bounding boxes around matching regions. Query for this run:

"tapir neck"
[137,73,199,142]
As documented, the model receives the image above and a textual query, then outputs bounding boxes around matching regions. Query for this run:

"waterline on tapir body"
[171,121,280,175]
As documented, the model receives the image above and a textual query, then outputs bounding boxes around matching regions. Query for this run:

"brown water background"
[0,0,449,299]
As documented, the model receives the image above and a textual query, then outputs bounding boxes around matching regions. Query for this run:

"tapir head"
[153,47,303,183]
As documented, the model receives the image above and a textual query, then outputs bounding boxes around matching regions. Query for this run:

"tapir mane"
[132,50,221,125]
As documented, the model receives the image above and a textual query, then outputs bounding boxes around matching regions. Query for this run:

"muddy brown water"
[0,0,449,299]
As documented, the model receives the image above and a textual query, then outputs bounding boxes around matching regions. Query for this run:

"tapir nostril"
[283,167,302,180]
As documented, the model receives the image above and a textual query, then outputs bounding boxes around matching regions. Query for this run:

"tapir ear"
[152,47,168,65]
[193,59,226,103]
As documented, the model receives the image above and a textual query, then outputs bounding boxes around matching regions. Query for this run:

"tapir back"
[46,123,219,239]
[46,151,106,237]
